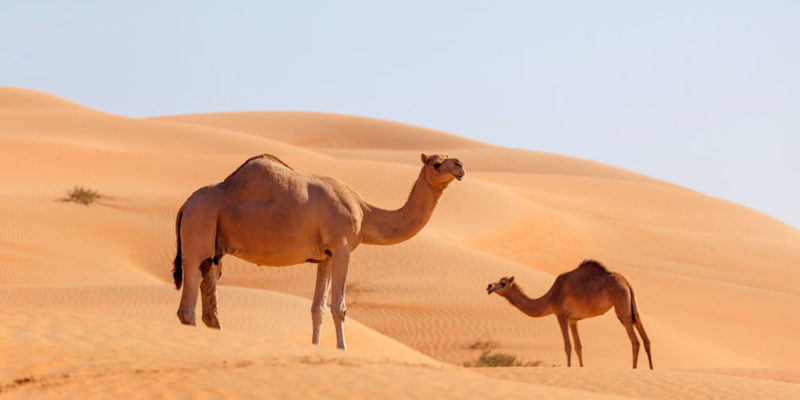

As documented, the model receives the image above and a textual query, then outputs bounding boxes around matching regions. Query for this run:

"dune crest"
[2,87,799,399]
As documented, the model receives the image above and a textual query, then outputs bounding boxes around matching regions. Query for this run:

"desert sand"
[1,86,799,399]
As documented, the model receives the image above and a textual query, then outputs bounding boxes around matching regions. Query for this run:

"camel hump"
[224,154,294,182]
[577,259,610,273]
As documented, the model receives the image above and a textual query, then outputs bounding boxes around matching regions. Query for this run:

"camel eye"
[433,163,441,170]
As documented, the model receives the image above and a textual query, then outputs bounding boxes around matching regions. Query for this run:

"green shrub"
[66,186,101,206]
[462,349,546,367]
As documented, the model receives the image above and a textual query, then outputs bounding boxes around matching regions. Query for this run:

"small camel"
[173,153,464,350]
[486,260,652,369]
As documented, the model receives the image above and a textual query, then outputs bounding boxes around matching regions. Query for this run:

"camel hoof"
[177,310,196,326]
[202,314,221,329]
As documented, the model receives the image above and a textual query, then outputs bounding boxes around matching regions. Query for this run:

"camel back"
[224,154,294,182]
[577,259,610,273]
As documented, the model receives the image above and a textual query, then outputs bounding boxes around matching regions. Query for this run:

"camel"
[173,153,464,350]
[486,260,653,369]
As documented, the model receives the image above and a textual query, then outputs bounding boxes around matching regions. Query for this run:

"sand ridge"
[2,87,800,398]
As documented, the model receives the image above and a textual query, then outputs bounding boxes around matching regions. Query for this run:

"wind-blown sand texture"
[1,87,799,399]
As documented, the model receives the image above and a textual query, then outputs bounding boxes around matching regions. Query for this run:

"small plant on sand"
[463,349,522,367]
[66,186,101,206]
[461,340,545,368]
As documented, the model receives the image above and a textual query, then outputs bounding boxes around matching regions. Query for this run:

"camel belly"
[563,297,614,320]
[220,228,326,266]
[229,245,326,267]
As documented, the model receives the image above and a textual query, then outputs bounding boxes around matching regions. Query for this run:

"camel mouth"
[452,172,464,181]
[486,285,494,294]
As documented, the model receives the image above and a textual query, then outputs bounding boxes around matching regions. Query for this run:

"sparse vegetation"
[463,349,522,367]
[462,349,547,368]
[65,186,101,206]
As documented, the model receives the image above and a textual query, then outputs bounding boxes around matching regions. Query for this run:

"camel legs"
[623,322,641,368]
[569,320,584,367]
[329,248,350,350]
[556,314,572,367]
[200,260,222,329]
[311,259,332,345]
[176,206,216,327]
[635,320,653,369]
[613,301,641,368]
[177,255,205,325]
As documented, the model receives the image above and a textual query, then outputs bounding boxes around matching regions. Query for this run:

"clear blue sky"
[2,1,798,229]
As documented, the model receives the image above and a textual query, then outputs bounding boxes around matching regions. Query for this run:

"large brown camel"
[173,153,464,349]
[487,260,653,369]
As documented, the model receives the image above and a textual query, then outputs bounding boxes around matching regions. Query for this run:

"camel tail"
[172,211,183,290]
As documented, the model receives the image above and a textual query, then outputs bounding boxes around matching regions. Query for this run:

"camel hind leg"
[556,314,572,367]
[568,320,584,367]
[612,289,640,369]
[622,321,640,368]
[177,255,204,325]
[634,320,652,369]
[630,287,653,369]
[175,200,218,326]
[200,258,222,329]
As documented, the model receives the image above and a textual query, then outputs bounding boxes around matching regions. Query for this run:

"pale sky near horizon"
[2,1,798,229]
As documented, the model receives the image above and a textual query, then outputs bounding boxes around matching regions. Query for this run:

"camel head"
[486,276,514,295]
[420,153,465,187]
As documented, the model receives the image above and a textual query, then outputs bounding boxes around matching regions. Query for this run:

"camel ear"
[420,153,429,164]
[508,276,514,283]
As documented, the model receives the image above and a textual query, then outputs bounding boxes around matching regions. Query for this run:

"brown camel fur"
[487,260,653,369]
[173,153,464,349]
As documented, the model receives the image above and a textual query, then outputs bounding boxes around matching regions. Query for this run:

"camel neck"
[501,284,553,318]
[361,168,443,245]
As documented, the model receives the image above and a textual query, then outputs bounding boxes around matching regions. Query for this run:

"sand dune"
[2,86,799,398]
[479,367,800,399]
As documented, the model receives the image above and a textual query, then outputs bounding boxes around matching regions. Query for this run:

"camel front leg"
[557,314,572,367]
[569,321,584,367]
[200,261,221,329]
[311,260,332,345]
[329,248,350,350]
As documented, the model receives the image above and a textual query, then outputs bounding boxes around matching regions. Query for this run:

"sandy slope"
[2,87,799,399]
